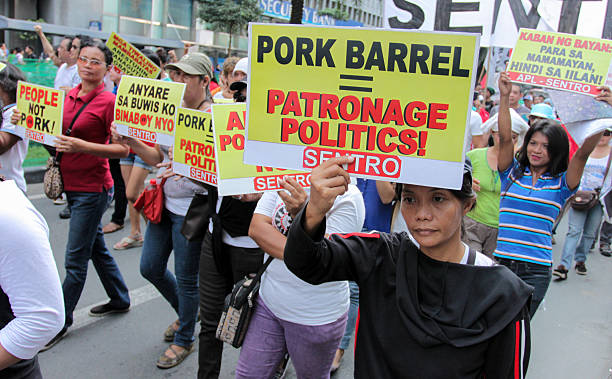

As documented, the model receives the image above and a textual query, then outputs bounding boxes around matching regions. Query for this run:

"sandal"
[102,222,124,234]
[156,344,194,369]
[113,235,143,250]
[163,319,180,342]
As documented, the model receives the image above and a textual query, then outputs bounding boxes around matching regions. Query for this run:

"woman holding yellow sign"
[12,40,132,350]
[281,155,532,378]
[112,52,214,369]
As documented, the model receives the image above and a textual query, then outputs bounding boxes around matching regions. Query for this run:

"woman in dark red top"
[14,40,131,349]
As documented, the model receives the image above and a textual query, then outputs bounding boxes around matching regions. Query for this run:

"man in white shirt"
[34,25,81,92]
[0,63,28,192]
[0,179,64,376]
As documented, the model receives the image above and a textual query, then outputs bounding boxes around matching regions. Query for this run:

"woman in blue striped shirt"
[494,72,604,318]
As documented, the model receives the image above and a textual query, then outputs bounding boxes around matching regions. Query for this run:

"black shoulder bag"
[43,98,94,199]
[216,256,274,348]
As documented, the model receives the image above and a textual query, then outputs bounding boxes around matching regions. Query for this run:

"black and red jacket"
[284,208,533,379]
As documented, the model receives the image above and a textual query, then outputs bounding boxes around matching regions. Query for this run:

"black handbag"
[216,256,273,348]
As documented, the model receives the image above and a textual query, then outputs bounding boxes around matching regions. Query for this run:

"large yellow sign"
[106,32,161,78]
[243,24,479,189]
[114,75,185,146]
[213,103,311,196]
[173,108,217,185]
[15,81,65,146]
[507,28,612,95]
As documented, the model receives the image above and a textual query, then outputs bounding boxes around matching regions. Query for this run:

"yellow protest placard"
[114,75,185,146]
[507,28,612,95]
[213,103,311,196]
[0,62,6,72]
[173,108,217,185]
[15,81,64,146]
[243,24,479,189]
[106,32,161,78]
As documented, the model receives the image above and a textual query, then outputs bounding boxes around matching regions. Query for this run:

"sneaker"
[59,205,71,219]
[575,262,587,275]
[600,245,612,257]
[88,302,130,317]
[39,326,68,352]
[552,265,568,280]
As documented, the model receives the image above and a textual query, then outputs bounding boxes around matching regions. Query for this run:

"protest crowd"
[1,13,612,379]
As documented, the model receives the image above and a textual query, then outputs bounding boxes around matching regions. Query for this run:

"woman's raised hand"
[498,72,512,98]
[305,156,353,230]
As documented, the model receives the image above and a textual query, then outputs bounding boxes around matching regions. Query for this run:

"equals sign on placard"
[339,74,373,92]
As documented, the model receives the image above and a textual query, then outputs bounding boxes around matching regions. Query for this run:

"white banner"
[384,0,612,48]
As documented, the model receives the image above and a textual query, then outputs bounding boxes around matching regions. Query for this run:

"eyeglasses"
[78,56,105,67]
[604,130,611,136]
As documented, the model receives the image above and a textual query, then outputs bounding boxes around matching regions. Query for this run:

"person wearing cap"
[494,72,604,318]
[279,155,532,378]
[463,109,529,257]
[111,52,215,369]
[523,94,533,110]
[528,103,554,125]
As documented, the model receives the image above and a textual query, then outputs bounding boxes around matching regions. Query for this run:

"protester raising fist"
[303,156,353,234]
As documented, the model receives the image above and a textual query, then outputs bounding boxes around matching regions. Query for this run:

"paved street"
[23,182,612,379]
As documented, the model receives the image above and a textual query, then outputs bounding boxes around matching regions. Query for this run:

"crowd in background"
[1,23,612,379]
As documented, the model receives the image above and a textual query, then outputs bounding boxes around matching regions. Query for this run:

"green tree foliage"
[198,0,262,55]
[318,0,362,21]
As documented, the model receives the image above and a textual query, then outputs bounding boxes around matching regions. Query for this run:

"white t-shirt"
[0,105,28,192]
[213,91,231,100]
[464,110,484,152]
[0,180,64,359]
[580,154,608,192]
[54,63,81,90]
[207,197,259,248]
[257,185,366,325]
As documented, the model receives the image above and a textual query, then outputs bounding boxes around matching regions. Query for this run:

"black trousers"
[197,231,264,379]
[109,158,127,225]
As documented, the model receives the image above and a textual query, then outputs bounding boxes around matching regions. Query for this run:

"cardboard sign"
[114,75,185,146]
[507,29,612,95]
[15,81,65,145]
[172,108,217,185]
[213,103,311,196]
[243,24,479,189]
[106,32,161,79]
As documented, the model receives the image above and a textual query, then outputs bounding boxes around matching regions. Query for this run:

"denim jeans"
[339,281,359,350]
[63,188,130,326]
[139,209,201,348]
[599,220,612,248]
[498,258,550,319]
[560,205,603,268]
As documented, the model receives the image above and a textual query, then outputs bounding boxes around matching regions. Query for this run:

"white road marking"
[71,284,161,330]
[28,193,47,200]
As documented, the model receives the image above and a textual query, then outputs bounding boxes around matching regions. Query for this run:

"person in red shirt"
[13,40,131,350]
